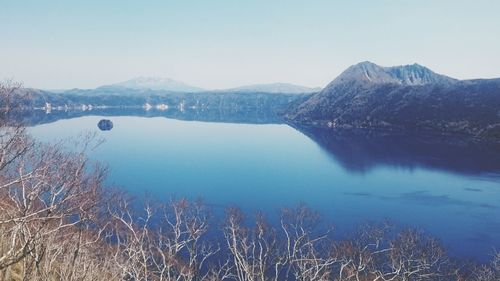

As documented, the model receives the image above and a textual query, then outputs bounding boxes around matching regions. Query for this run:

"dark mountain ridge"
[285,62,500,141]
[329,61,457,86]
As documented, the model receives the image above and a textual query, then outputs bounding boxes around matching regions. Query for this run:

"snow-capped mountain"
[106,77,204,92]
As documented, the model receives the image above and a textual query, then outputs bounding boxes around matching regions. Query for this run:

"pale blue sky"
[1,0,500,89]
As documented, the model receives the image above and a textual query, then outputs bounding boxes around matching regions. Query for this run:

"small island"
[97,119,113,131]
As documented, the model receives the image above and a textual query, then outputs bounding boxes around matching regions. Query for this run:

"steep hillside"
[285,62,500,141]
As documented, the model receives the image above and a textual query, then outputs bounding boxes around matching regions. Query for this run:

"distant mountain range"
[285,61,500,140]
[103,77,205,92]
[99,77,319,94]
[221,83,320,94]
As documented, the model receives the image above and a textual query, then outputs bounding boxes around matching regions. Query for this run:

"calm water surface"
[29,116,500,261]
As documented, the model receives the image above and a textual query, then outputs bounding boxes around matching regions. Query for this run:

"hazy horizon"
[1,0,500,90]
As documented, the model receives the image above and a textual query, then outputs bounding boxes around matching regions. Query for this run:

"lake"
[29,115,500,262]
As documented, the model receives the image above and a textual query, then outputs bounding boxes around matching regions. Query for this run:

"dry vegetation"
[1,82,499,280]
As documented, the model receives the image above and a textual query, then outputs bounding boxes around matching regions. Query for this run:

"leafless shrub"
[330,222,392,281]
[464,251,500,281]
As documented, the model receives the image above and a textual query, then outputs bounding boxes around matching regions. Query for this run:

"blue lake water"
[29,115,500,261]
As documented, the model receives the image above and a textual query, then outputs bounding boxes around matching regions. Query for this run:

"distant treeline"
[9,86,306,127]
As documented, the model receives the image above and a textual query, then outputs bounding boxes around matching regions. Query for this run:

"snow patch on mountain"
[106,77,204,92]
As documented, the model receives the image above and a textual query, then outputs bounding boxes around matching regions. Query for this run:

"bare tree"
[0,80,24,124]
[0,81,29,175]
[465,251,500,281]
[108,197,218,280]
[279,205,335,281]
[1,81,111,280]
[0,134,106,268]
[223,208,280,281]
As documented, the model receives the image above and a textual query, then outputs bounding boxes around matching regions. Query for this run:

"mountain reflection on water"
[293,125,500,177]
[21,108,500,177]
[14,106,283,127]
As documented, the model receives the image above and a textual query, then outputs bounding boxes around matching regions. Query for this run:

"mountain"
[285,61,500,141]
[329,61,457,86]
[104,77,204,92]
[88,79,318,94]
[223,83,321,94]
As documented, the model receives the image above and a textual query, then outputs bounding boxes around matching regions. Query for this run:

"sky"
[1,0,500,90]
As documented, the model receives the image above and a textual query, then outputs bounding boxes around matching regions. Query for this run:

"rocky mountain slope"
[285,62,500,141]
